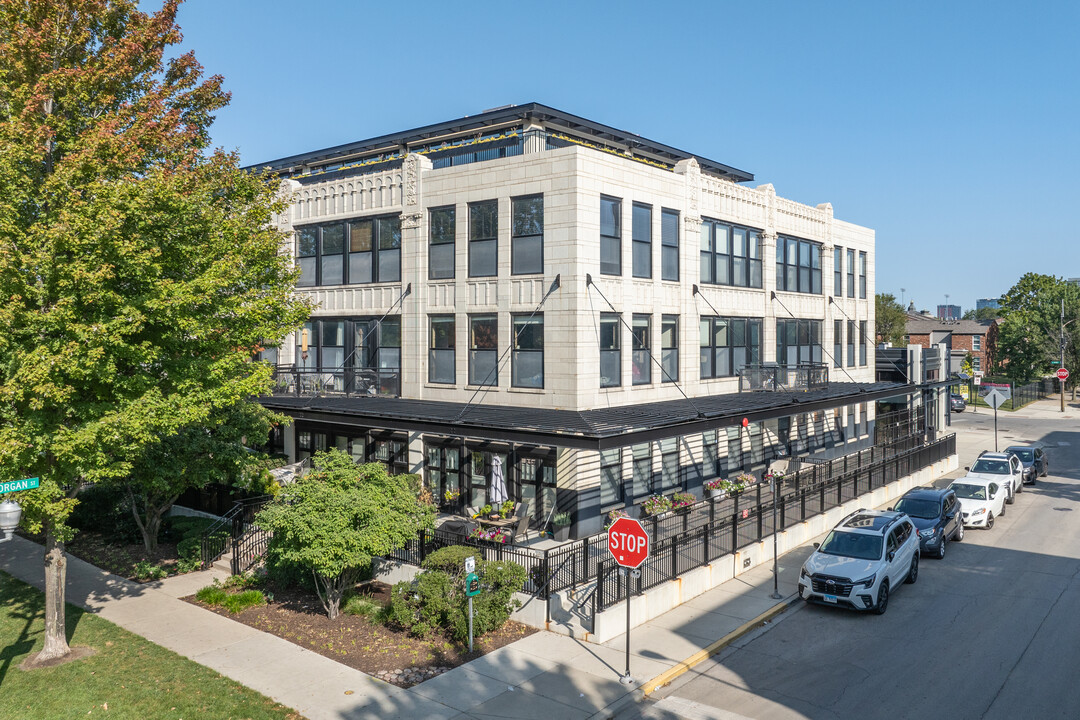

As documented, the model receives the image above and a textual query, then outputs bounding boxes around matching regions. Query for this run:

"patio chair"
[509,500,532,544]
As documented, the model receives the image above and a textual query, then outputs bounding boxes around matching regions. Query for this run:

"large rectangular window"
[700,317,762,379]
[847,320,856,368]
[661,209,679,281]
[860,320,868,366]
[700,219,762,288]
[834,246,843,297]
[632,203,652,278]
[600,196,622,275]
[632,314,651,385]
[858,251,867,299]
[429,315,455,384]
[776,236,821,294]
[600,449,623,506]
[661,315,678,382]
[834,319,843,368]
[846,249,855,297]
[429,206,456,280]
[469,200,498,277]
[600,313,621,388]
[469,315,498,386]
[512,314,544,388]
[511,195,543,275]
[631,443,651,497]
[296,216,401,287]
[702,430,720,478]
[776,319,822,367]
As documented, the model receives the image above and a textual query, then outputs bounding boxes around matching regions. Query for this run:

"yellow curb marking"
[641,596,798,697]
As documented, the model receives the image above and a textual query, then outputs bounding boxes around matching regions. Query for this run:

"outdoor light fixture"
[0,500,21,543]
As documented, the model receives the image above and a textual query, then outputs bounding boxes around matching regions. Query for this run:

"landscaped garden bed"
[183,577,536,687]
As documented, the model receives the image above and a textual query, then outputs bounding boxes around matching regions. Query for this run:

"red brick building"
[904,313,996,376]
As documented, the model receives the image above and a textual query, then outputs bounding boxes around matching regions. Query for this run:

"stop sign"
[1057,367,1070,381]
[608,517,650,569]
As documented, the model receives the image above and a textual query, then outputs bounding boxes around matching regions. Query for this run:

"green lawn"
[0,571,302,720]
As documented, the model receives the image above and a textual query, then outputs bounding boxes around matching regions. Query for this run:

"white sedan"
[949,478,1008,529]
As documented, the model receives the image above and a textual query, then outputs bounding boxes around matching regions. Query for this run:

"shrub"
[70,484,142,543]
[177,537,201,562]
[134,560,167,581]
[167,516,216,541]
[221,589,266,614]
[343,595,384,620]
[196,582,227,605]
[387,550,528,642]
[175,556,201,574]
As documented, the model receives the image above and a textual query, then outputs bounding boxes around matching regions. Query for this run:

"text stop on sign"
[608,517,650,569]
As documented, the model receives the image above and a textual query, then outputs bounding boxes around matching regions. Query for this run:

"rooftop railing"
[738,363,829,392]
[269,366,400,398]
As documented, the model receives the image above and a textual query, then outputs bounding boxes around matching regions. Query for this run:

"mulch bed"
[18,529,185,582]
[184,581,537,687]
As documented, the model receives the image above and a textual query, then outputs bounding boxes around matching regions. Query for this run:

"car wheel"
[874,582,890,615]
[1000,500,1006,516]
[1042,464,1048,477]
[954,523,964,542]
[1006,489,1015,504]
[986,512,995,529]
[937,536,947,559]
[906,553,919,583]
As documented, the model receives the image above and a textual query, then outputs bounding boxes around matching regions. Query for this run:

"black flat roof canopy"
[247,102,754,183]
[261,382,911,451]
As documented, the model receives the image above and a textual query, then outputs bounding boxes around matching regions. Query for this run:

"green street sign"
[465,572,481,597]
[0,477,39,494]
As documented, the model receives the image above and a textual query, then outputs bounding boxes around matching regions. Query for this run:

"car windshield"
[894,497,939,520]
[1009,449,1033,462]
[951,483,987,500]
[970,459,1008,474]
[817,530,883,560]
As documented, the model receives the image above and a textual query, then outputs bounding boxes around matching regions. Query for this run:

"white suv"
[798,510,920,615]
[966,452,1024,504]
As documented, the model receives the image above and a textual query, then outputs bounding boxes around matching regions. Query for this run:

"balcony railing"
[270,366,400,398]
[738,363,829,393]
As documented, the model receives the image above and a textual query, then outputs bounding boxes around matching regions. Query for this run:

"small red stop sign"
[1057,367,1069,381]
[608,517,650,569]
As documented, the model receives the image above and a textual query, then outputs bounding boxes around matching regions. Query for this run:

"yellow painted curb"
[641,595,799,697]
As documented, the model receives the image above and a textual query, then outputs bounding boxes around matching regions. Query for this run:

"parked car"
[949,477,1008,529]
[892,487,964,559]
[950,393,967,412]
[798,510,919,614]
[966,451,1024,503]
[1004,444,1048,485]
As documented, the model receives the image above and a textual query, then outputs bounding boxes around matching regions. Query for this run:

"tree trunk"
[38,530,71,661]
[127,486,177,555]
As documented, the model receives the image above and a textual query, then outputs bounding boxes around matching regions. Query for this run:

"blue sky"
[174,0,1078,312]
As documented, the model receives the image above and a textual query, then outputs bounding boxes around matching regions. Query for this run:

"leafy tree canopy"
[256,450,436,619]
[876,293,907,346]
[994,273,1080,383]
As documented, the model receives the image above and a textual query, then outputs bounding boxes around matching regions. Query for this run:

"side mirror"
[887,551,896,562]
[964,466,970,471]
[887,506,894,511]
[813,542,820,549]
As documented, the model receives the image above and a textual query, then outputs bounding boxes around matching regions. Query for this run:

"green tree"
[125,402,286,555]
[963,306,999,322]
[994,274,1080,383]
[876,293,907,346]
[0,1,309,663]
[256,450,436,620]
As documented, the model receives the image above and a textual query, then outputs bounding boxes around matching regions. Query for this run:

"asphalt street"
[625,401,1080,720]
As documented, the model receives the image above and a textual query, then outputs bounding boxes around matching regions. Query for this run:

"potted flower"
[605,509,629,530]
[469,526,510,544]
[736,472,756,486]
[704,477,745,498]
[551,512,572,542]
[640,494,673,518]
[671,492,696,513]
[500,500,516,517]
[443,488,461,505]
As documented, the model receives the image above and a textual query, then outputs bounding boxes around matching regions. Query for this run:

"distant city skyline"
[169,0,1079,309]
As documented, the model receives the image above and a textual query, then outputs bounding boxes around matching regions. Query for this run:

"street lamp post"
[767,470,782,600]
[0,500,22,543]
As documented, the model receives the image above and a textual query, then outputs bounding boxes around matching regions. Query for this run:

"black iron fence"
[591,434,955,613]
[738,363,829,393]
[386,432,955,619]
[269,366,400,398]
[198,495,272,573]
[1011,378,1055,409]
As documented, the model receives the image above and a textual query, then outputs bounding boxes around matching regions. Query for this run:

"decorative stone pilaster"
[402,152,432,210]
[674,157,701,227]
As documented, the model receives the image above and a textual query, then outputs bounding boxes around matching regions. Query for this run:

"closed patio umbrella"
[490,455,508,506]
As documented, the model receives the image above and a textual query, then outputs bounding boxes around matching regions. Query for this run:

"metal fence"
[198,495,272,574]
[269,366,400,398]
[1010,378,1055,409]
[590,433,955,612]
[738,364,829,393]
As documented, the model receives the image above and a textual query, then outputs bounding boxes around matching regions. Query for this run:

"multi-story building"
[904,311,994,375]
[975,298,1000,311]
[253,104,898,537]
[937,304,961,320]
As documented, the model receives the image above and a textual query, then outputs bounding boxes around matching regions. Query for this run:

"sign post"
[608,517,650,685]
[980,383,1012,451]
[464,568,481,652]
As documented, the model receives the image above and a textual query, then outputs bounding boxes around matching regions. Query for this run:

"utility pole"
[1062,297,1066,413]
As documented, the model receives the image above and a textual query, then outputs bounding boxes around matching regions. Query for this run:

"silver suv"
[798,510,920,614]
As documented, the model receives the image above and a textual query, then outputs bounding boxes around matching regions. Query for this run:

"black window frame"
[600,313,621,388]
[846,248,855,297]
[631,442,652,497]
[700,316,762,379]
[295,215,402,287]
[511,194,544,276]
[428,205,456,280]
[632,202,652,279]
[469,199,498,278]
[834,246,843,297]
[511,313,544,388]
[658,437,680,491]
[775,235,822,295]
[834,319,843,369]
[858,251,867,299]
[599,448,624,507]
[661,314,678,382]
[700,218,762,289]
[860,320,868,366]
[632,313,651,385]
[661,208,680,282]
[847,320,856,368]
[600,195,622,276]
[468,314,498,386]
[428,314,456,384]
[776,319,823,368]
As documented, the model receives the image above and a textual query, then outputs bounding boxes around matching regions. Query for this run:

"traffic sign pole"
[1057,367,1070,413]
[608,517,649,686]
